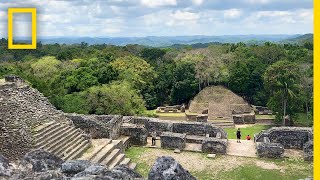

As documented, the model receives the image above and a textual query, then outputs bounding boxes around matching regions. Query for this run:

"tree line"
[0,38,313,125]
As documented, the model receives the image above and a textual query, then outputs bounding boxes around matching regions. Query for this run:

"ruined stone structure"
[65,114,123,139]
[201,137,228,154]
[189,86,252,119]
[255,127,313,149]
[156,105,185,113]
[0,76,136,169]
[256,137,284,158]
[160,132,186,150]
[0,76,73,160]
[123,116,228,154]
[255,127,313,161]
[232,112,256,124]
[121,123,148,146]
[252,105,273,115]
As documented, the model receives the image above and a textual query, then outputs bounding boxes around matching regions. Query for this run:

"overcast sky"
[0,0,313,37]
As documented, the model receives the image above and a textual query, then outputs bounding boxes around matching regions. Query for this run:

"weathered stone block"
[65,114,123,139]
[196,115,208,122]
[121,123,147,146]
[243,113,256,124]
[172,122,227,138]
[256,142,284,158]
[148,156,196,180]
[148,119,173,136]
[233,115,244,124]
[303,141,313,161]
[160,132,186,150]
[201,138,227,154]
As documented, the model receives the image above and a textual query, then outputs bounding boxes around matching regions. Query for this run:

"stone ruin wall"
[255,127,313,161]
[65,113,123,139]
[255,127,313,149]
[129,117,227,139]
[0,76,72,160]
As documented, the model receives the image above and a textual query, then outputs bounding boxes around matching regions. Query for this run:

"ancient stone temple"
[189,86,252,119]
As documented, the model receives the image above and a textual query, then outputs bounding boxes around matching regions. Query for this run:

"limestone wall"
[65,114,123,139]
[130,117,227,139]
[255,127,313,149]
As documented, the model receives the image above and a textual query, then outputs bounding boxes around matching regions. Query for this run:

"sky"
[0,0,314,37]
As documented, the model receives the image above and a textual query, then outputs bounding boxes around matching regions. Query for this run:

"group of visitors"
[236,128,251,143]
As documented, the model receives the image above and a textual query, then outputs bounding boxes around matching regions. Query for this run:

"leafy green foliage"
[0,39,313,124]
[85,81,146,115]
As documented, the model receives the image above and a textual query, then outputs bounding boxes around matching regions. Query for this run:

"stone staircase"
[33,121,91,161]
[79,138,136,170]
[208,119,235,128]
[33,121,136,170]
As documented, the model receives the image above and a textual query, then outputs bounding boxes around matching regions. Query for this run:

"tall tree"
[263,60,301,125]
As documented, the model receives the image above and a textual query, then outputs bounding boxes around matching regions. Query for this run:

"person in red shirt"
[246,135,251,140]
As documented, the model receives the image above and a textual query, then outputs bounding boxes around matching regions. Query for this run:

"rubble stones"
[201,138,227,154]
[148,156,196,180]
[160,132,186,150]
[0,154,11,177]
[72,164,143,180]
[61,160,92,175]
[23,150,64,172]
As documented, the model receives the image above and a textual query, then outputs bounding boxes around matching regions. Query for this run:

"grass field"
[125,147,313,180]
[224,125,272,139]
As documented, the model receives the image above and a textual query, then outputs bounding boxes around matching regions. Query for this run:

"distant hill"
[280,34,313,44]
[25,34,303,47]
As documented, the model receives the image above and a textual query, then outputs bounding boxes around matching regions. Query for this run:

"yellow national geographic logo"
[8,8,37,49]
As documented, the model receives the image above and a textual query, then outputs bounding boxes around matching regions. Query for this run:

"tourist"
[236,128,241,143]
[246,135,251,140]
[151,131,157,146]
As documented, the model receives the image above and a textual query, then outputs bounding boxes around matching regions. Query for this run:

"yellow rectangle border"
[8,8,37,49]
[314,0,319,179]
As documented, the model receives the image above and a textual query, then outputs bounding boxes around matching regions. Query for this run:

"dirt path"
[227,139,257,157]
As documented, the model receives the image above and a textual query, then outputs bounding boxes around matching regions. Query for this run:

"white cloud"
[192,0,204,6]
[224,9,242,19]
[140,0,177,8]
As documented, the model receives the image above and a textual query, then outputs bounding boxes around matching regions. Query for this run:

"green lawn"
[255,114,275,119]
[125,147,151,177]
[125,147,313,180]
[224,125,272,139]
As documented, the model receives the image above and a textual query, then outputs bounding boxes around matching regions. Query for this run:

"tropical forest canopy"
[0,38,313,124]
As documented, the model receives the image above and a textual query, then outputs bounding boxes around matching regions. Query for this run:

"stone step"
[35,125,71,147]
[58,135,86,157]
[84,139,112,161]
[119,158,131,166]
[53,132,82,155]
[65,139,91,161]
[100,149,121,166]
[90,144,115,164]
[108,153,125,169]
[111,140,123,151]
[37,126,75,149]
[44,128,79,152]
[34,122,61,140]
[33,121,56,134]
[128,162,137,170]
